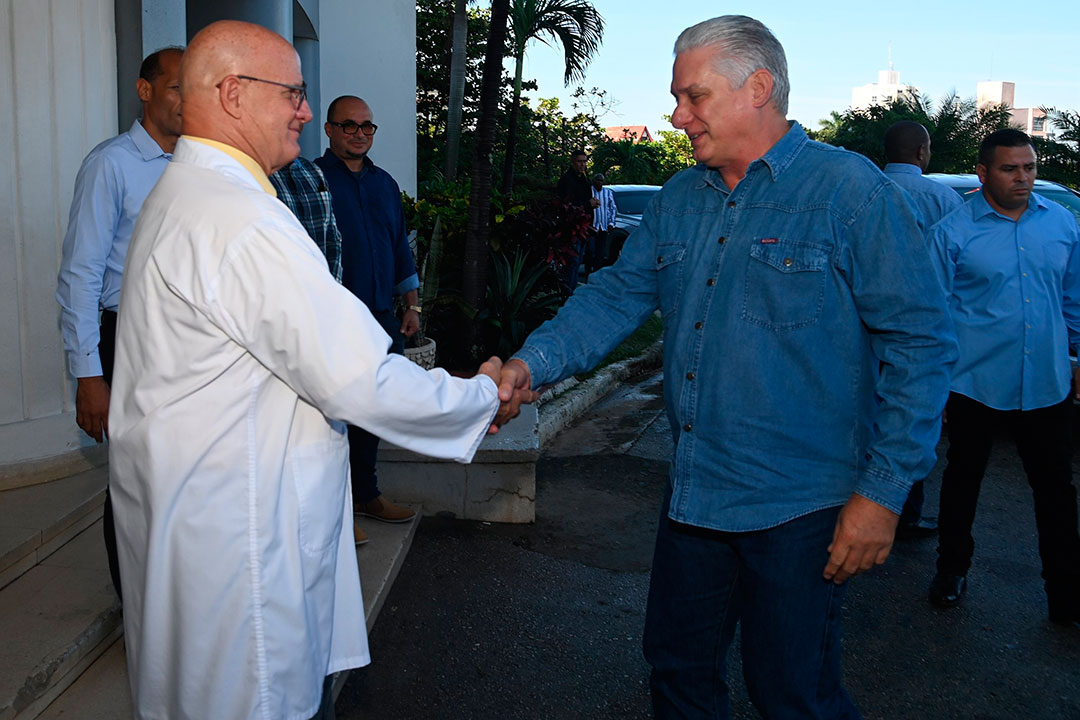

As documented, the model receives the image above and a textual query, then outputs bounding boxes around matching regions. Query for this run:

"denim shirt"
[514,123,958,531]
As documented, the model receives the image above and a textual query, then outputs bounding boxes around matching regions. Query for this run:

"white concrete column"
[318,0,417,197]
[0,0,118,469]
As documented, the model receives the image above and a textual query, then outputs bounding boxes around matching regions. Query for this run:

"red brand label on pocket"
[760,238,778,244]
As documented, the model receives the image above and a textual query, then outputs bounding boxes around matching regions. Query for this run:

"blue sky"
[516,1,1080,134]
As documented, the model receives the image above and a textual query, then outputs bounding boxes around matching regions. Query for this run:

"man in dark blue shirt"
[315,95,420,536]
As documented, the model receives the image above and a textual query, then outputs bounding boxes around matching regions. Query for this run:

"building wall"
[0,0,119,465]
[851,77,916,110]
[318,0,417,197]
[977,80,1015,109]
[1011,107,1049,138]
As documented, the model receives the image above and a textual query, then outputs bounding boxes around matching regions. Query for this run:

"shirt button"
[1022,272,1028,277]
[694,322,703,330]
[706,278,716,286]
[1025,298,1031,303]
[1020,246,1025,251]
[686,372,695,380]
[718,236,726,244]
[727,201,736,208]
[657,256,664,263]
[783,257,793,267]
[684,423,693,432]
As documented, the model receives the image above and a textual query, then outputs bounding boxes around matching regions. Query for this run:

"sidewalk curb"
[535,339,664,448]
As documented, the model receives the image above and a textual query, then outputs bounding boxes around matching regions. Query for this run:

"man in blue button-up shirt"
[926,129,1080,628]
[315,95,421,533]
[497,15,957,717]
[883,121,964,537]
[55,47,183,598]
[883,121,963,234]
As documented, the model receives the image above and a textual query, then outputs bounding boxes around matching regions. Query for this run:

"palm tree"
[592,138,659,185]
[444,0,469,180]
[462,0,512,318]
[500,0,604,196]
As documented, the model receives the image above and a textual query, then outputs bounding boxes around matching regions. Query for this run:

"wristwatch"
[408,305,423,314]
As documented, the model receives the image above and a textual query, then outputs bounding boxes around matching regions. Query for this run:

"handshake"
[477,357,539,434]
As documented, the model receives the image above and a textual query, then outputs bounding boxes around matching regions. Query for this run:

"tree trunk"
[462,0,510,321]
[541,120,550,180]
[444,0,468,180]
[499,52,525,196]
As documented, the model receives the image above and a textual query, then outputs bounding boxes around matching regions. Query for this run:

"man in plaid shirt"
[270,157,343,282]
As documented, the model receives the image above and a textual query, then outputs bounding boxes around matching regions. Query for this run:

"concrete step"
[0,468,108,591]
[35,513,419,719]
[0,519,120,720]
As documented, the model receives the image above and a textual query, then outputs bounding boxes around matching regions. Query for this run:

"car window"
[1039,189,1080,225]
[944,182,1080,225]
[612,190,658,215]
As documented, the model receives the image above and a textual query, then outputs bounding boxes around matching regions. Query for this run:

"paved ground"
[337,371,1080,719]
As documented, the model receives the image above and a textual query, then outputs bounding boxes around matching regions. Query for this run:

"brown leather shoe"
[353,520,369,546]
[355,496,416,523]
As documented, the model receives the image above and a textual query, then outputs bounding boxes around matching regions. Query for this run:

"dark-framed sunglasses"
[328,120,378,136]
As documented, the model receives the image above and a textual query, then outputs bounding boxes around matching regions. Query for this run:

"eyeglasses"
[235,75,307,110]
[328,120,378,136]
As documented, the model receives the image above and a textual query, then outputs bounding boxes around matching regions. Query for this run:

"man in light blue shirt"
[926,128,1080,628]
[586,173,617,275]
[55,47,183,596]
[883,121,964,538]
[883,121,963,234]
[497,15,956,717]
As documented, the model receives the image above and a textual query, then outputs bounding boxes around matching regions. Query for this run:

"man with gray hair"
[496,14,956,717]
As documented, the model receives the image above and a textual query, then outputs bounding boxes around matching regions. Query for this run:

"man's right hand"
[76,376,110,443]
[492,358,537,431]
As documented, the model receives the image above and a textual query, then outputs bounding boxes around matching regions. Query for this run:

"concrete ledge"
[378,405,539,523]
[376,339,663,524]
[536,340,663,447]
[0,468,108,591]
[0,522,120,720]
[0,445,107,494]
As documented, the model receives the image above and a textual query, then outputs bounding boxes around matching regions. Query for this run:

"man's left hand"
[1073,366,1080,401]
[823,494,899,584]
[401,309,420,338]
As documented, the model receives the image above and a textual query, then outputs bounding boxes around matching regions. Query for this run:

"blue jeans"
[643,487,861,719]
[349,308,405,505]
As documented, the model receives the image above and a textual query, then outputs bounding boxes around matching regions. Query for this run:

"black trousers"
[99,309,123,600]
[936,392,1080,605]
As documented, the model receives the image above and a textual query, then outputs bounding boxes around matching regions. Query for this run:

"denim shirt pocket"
[655,244,687,318]
[742,239,830,330]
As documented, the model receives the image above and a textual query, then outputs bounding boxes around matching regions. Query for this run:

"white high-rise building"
[977,81,1049,138]
[851,52,918,110]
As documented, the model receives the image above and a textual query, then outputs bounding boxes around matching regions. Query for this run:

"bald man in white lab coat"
[108,20,526,720]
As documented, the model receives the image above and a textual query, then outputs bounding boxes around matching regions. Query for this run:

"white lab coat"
[109,138,498,720]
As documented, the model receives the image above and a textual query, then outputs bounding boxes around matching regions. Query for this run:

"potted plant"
[404,216,443,369]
